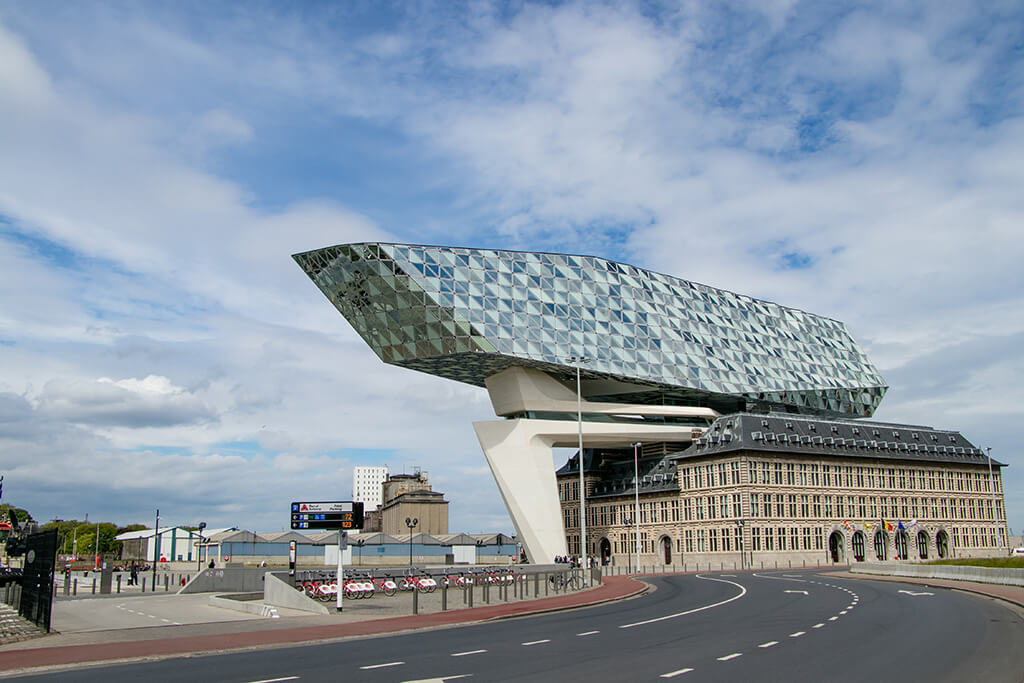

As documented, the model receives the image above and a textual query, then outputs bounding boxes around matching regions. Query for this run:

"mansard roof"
[675,413,1001,467]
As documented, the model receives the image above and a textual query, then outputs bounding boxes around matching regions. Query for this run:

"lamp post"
[987,448,1000,548]
[568,355,590,584]
[736,519,745,570]
[195,522,206,571]
[632,442,641,575]
[405,517,418,568]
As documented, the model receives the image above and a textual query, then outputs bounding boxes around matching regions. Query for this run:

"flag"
[842,520,853,531]
[908,519,918,528]
[882,519,893,531]
[897,520,905,531]
[864,522,875,530]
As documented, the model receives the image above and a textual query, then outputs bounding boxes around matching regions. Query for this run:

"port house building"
[295,243,1008,565]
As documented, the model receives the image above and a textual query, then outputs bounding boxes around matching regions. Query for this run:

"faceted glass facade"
[294,243,887,417]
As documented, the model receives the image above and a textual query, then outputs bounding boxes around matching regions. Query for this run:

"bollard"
[468,583,473,608]
[92,578,96,594]
[142,578,146,592]
[544,572,549,596]
[534,573,539,598]
[117,575,121,594]
[73,578,78,596]
[165,575,169,592]
[484,581,489,604]
[442,583,447,611]
[412,585,418,615]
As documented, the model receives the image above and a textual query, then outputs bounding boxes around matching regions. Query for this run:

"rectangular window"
[720,496,729,519]
[750,493,760,518]
[776,496,785,517]
[752,527,761,551]
[787,463,795,485]
[813,495,821,518]
[731,461,740,485]
[858,496,866,518]
[774,462,783,485]
[671,500,679,522]
[707,496,716,520]
[824,495,833,518]
[748,461,757,484]
[799,464,808,486]
[685,529,694,553]
[765,527,774,551]
[788,495,797,518]
[733,493,742,518]
[811,464,820,486]
[815,531,823,550]
[790,527,799,551]
[856,467,864,488]
[709,528,719,552]
[802,527,811,550]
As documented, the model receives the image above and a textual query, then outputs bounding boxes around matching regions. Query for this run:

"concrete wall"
[263,572,329,614]
[178,567,273,593]
[851,562,1024,587]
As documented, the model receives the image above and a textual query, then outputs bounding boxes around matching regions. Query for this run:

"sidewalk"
[825,570,1024,611]
[0,575,647,674]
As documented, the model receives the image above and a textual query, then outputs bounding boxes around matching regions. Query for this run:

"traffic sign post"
[290,502,362,612]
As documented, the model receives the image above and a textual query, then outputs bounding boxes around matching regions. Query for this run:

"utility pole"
[153,509,160,588]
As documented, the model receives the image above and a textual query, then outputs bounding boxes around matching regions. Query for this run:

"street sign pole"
[337,530,345,612]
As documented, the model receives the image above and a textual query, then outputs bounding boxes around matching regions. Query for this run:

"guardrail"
[850,562,1024,587]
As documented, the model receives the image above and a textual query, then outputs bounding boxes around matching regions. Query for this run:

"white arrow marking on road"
[898,590,934,596]
[785,590,809,595]
[401,676,472,683]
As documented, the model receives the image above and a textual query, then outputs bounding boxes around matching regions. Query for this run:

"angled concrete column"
[474,419,565,564]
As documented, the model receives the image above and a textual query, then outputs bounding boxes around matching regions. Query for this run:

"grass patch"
[927,557,1024,569]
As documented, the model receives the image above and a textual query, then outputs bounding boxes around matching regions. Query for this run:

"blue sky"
[0,1,1022,536]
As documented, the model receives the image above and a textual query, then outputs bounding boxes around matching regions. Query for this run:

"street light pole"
[196,522,206,571]
[405,517,418,568]
[152,509,159,589]
[987,448,1000,549]
[633,442,641,575]
[568,356,590,584]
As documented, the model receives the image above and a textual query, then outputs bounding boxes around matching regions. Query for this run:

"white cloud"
[0,3,1020,536]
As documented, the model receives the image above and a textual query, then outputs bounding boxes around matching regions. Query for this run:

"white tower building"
[352,466,389,510]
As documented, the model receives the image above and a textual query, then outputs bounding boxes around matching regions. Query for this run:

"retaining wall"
[850,562,1024,587]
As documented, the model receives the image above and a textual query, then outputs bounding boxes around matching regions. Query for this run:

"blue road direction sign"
[291,501,364,530]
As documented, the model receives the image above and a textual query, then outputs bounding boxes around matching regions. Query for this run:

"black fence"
[3,529,57,632]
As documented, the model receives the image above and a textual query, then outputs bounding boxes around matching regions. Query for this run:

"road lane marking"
[790,631,805,637]
[360,662,405,670]
[577,631,599,636]
[245,678,300,683]
[660,668,694,678]
[522,639,550,646]
[451,650,487,657]
[813,623,825,628]
[829,616,839,621]
[758,641,778,648]
[718,653,742,661]
[620,575,747,628]
[839,610,847,614]
[785,590,809,595]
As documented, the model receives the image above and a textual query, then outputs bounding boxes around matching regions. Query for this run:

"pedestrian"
[130,564,138,586]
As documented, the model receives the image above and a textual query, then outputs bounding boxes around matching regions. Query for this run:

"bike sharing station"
[291,501,364,611]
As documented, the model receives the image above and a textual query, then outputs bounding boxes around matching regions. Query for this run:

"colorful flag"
[842,520,853,531]
[882,519,893,531]
[864,522,875,530]
[908,519,918,528]
[897,520,905,531]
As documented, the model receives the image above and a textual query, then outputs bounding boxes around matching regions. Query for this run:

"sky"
[0,1,1022,536]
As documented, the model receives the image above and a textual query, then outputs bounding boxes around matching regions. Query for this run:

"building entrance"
[828,531,845,563]
[600,538,611,566]
[661,536,672,565]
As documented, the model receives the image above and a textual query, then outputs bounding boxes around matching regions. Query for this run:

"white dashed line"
[759,641,778,648]
[359,662,404,670]
[577,631,599,636]
[660,668,694,678]
[829,616,839,621]
[244,678,300,683]
[522,639,550,646]
[813,623,825,629]
[790,631,806,638]
[839,610,847,615]
[451,649,487,657]
[718,653,742,661]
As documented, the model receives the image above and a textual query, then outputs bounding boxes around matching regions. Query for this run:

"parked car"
[1011,547,1024,556]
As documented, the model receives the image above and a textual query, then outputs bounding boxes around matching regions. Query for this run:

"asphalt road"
[11,570,1024,682]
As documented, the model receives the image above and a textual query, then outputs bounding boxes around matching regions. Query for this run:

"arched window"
[874,531,888,560]
[852,531,865,562]
[936,530,949,558]
[917,531,929,559]
[895,531,909,560]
